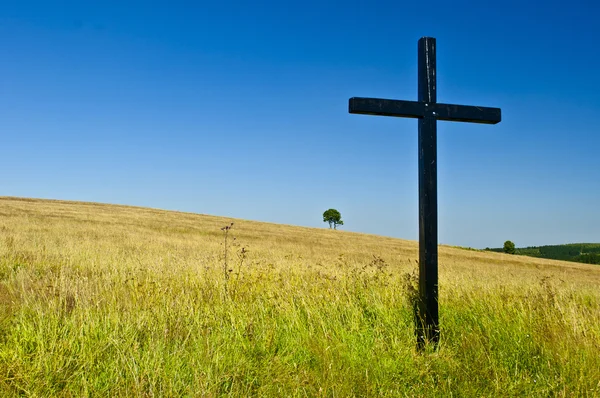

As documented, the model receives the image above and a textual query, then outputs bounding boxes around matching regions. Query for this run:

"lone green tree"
[503,240,516,255]
[323,209,344,230]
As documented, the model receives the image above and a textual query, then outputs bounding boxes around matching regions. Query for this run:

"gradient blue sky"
[1,0,599,248]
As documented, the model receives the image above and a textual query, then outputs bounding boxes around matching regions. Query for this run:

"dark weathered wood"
[349,100,501,124]
[417,37,439,348]
[348,36,501,350]
[434,103,501,124]
[349,98,424,118]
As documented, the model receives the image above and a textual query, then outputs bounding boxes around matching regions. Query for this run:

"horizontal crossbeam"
[433,103,501,124]
[348,98,424,119]
[349,97,501,124]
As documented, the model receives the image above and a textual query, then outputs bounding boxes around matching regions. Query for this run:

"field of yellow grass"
[0,196,599,396]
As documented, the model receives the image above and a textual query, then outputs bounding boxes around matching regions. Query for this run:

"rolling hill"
[1,196,599,396]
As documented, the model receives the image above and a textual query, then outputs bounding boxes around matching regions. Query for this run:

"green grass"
[1,197,599,396]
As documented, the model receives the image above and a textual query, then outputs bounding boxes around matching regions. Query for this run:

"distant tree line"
[485,243,600,265]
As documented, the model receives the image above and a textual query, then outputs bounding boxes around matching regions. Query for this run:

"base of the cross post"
[416,327,439,351]
[414,302,440,351]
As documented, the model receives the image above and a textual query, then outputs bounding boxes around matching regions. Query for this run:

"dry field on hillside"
[1,197,599,396]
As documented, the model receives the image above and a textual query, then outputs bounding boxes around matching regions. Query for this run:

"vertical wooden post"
[417,37,439,348]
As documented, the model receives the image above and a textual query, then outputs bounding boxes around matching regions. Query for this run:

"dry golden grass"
[0,196,599,396]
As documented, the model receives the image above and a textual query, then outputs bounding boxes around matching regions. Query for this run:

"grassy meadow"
[0,197,599,397]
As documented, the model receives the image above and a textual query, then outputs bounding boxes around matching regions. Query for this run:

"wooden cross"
[348,37,501,348]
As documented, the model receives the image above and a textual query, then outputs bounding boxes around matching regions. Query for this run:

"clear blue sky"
[2,0,599,248]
